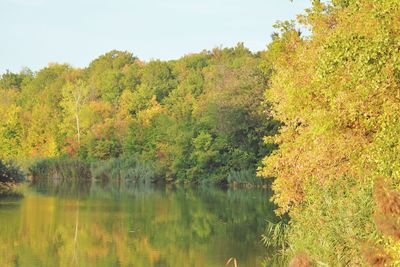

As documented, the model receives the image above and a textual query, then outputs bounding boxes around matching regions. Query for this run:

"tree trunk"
[75,113,80,144]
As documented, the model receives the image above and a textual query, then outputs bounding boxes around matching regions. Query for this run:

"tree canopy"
[0,44,278,185]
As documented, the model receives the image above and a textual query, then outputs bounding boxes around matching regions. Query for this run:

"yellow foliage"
[137,96,164,127]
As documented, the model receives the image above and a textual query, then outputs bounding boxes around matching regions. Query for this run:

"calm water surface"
[0,181,276,267]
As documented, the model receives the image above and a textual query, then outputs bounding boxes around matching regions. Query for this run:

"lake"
[0,181,277,267]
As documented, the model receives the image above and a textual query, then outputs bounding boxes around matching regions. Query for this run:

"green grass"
[90,156,156,183]
[227,169,269,187]
[29,158,91,182]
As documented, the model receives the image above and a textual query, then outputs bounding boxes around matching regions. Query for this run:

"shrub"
[258,0,400,264]
[0,159,25,196]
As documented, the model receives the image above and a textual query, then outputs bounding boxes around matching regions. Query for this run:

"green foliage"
[0,45,276,185]
[288,177,376,265]
[118,44,277,184]
[0,104,23,160]
[0,160,25,184]
[90,156,156,183]
[261,218,290,267]
[29,158,91,182]
[0,159,25,196]
[0,70,26,90]
[227,169,268,187]
[87,138,122,160]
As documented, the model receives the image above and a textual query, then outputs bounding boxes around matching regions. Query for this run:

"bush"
[0,160,25,196]
[258,0,400,264]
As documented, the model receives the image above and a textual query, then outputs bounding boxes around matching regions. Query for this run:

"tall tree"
[60,79,90,145]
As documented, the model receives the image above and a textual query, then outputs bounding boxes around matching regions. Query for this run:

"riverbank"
[28,157,270,188]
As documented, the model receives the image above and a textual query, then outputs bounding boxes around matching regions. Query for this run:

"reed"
[90,156,156,183]
[227,169,268,187]
[29,158,91,182]
[226,257,238,267]
[261,218,290,267]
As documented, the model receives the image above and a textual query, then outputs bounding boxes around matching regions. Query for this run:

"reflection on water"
[0,180,276,267]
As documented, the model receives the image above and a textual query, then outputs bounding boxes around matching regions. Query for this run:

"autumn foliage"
[259,0,400,265]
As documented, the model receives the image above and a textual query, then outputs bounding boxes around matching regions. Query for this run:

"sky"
[0,0,311,74]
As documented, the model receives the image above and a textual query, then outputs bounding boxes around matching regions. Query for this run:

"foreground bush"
[259,0,400,265]
[0,160,25,196]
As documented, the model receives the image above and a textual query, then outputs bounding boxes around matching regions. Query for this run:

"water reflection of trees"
[0,182,276,266]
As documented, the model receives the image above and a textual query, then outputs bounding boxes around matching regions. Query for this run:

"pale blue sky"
[0,0,311,74]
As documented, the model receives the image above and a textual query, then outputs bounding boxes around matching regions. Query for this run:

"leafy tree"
[60,79,90,145]
[0,104,22,160]
[0,70,25,90]
[259,0,400,265]
[86,50,137,103]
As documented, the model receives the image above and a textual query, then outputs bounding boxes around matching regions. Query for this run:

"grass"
[90,156,156,183]
[261,217,290,267]
[28,156,159,185]
[227,169,269,188]
[29,158,91,182]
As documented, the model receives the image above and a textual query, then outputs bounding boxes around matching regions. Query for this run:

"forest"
[0,44,278,186]
[1,0,400,266]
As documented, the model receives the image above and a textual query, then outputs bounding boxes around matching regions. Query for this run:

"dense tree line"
[0,44,278,185]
